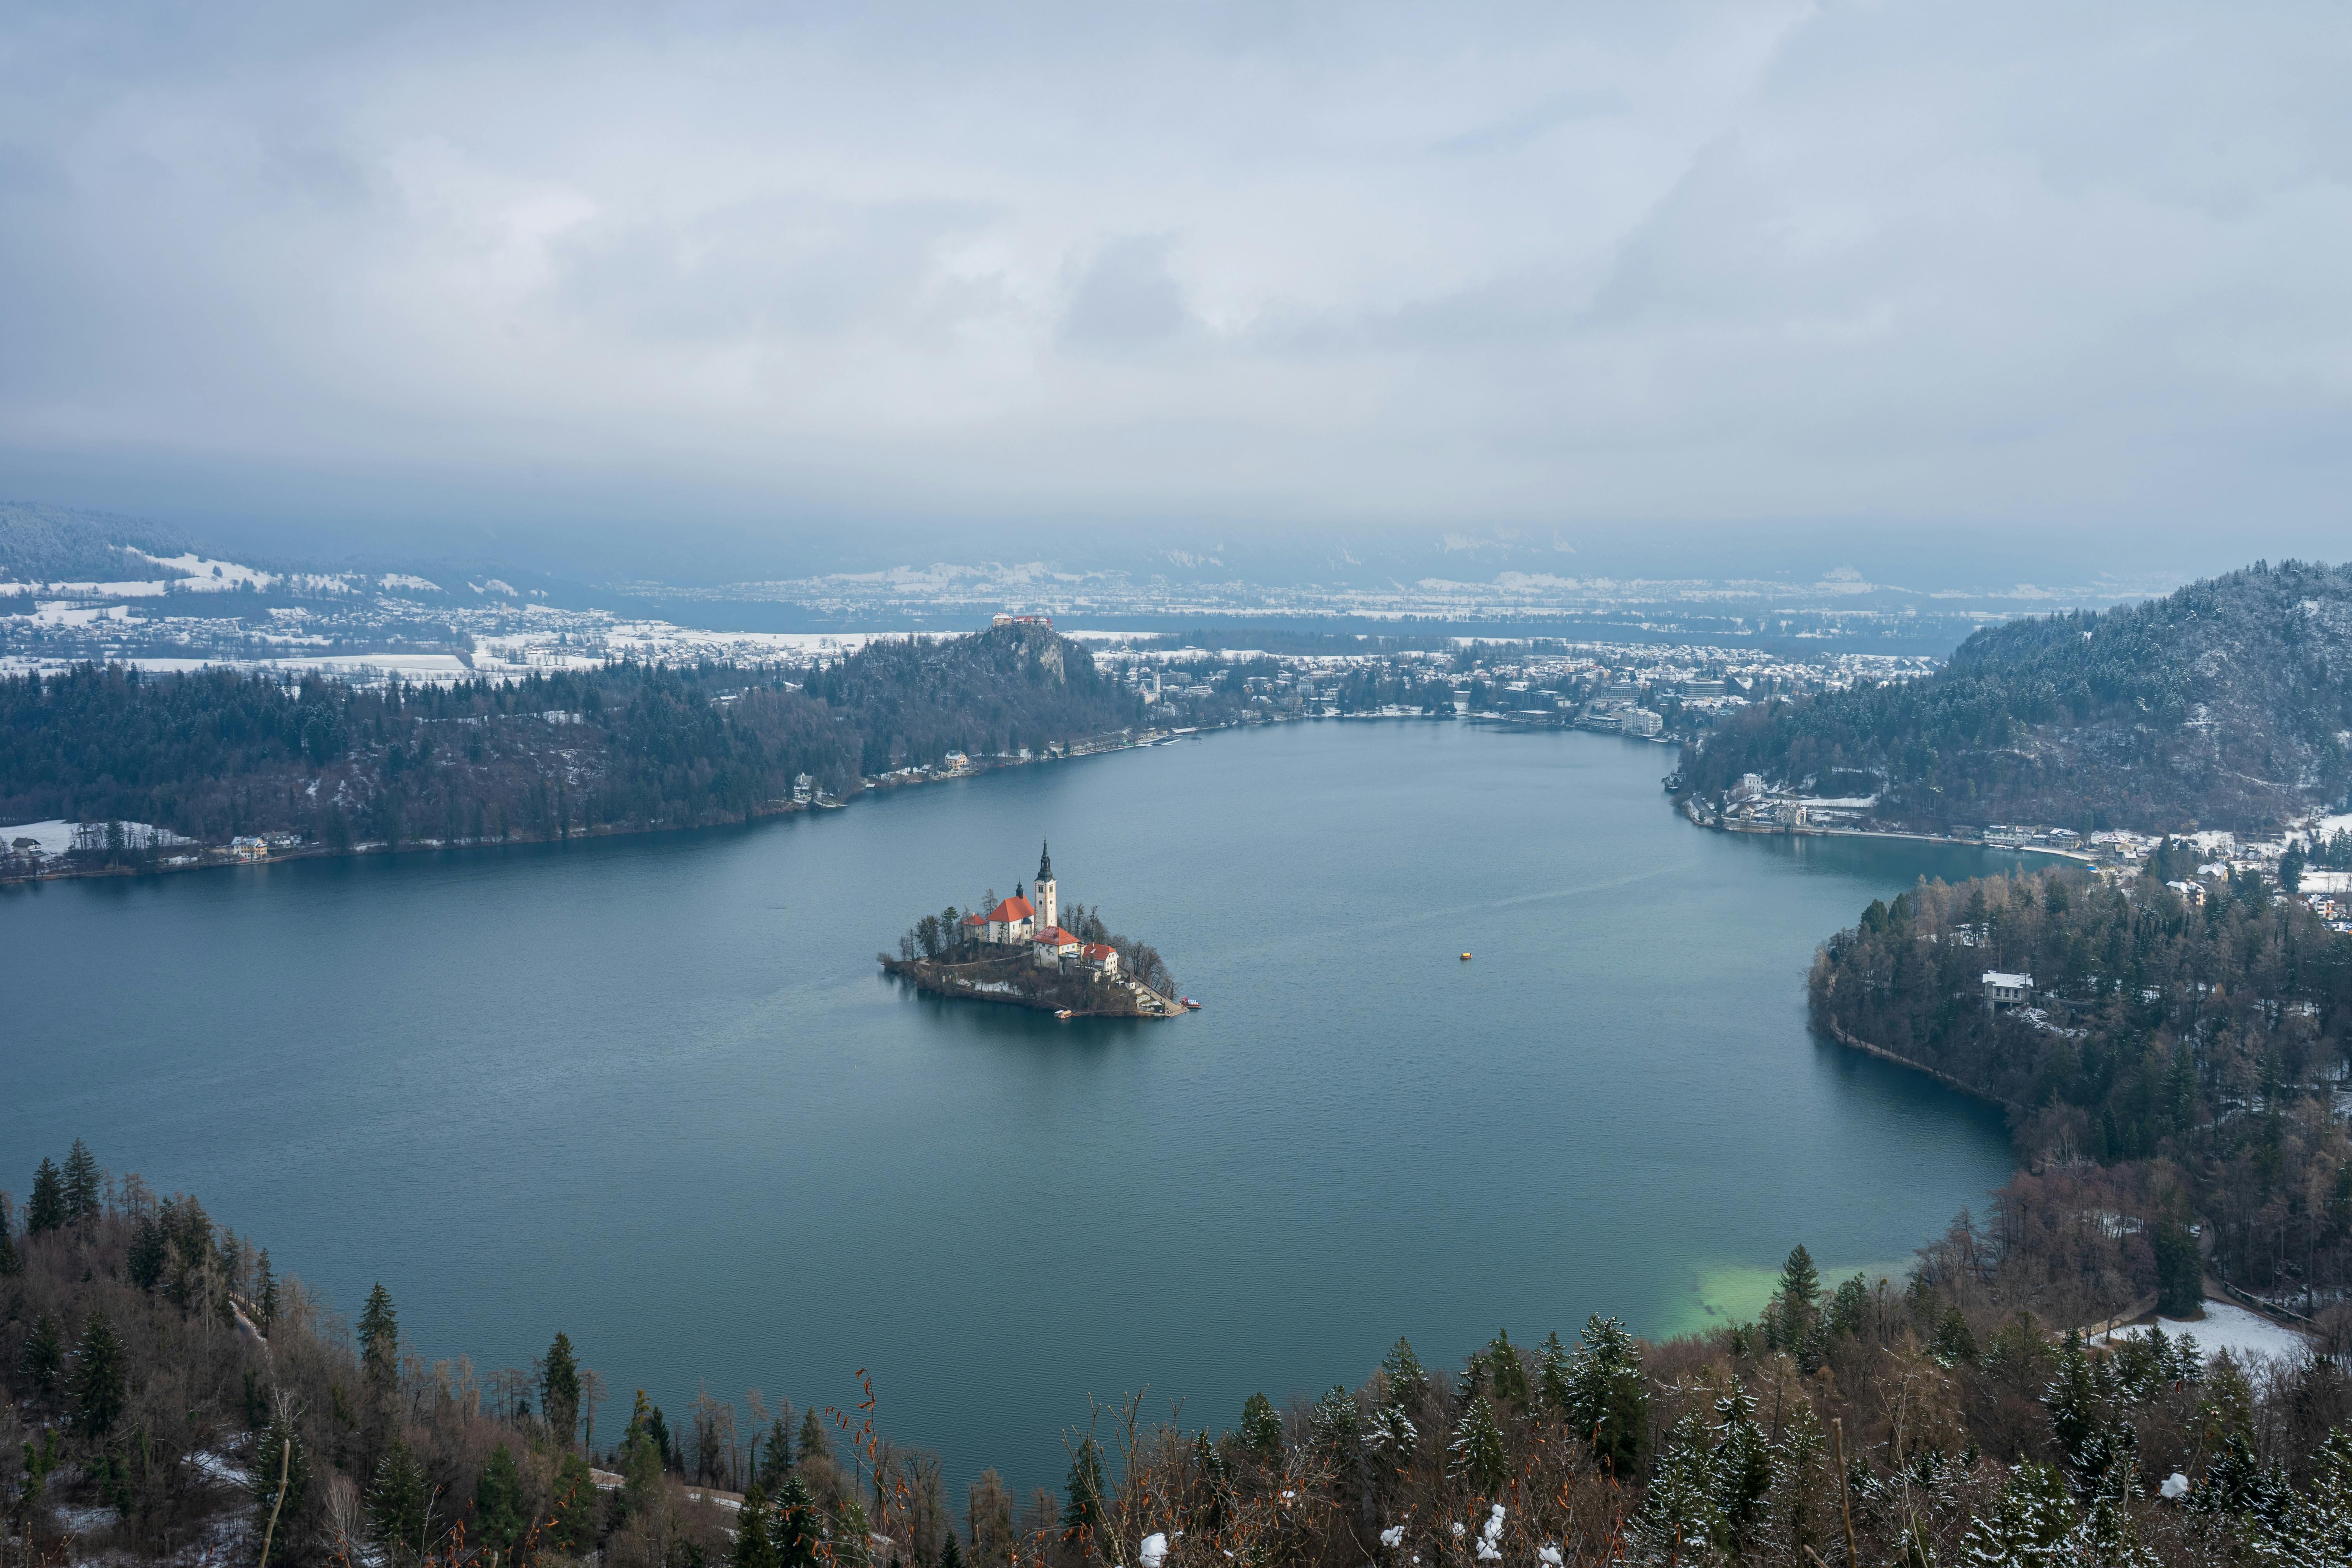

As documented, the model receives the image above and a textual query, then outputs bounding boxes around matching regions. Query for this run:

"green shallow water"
[1,720,2023,1489]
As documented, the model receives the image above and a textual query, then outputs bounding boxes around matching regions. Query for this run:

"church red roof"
[984,896,1034,923]
[1034,926,1080,946]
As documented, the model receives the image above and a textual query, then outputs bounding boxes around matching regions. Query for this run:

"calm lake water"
[3,720,2023,1491]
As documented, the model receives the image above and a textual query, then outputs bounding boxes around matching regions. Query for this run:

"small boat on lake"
[1181,997,1201,1010]
[1460,952,1472,961]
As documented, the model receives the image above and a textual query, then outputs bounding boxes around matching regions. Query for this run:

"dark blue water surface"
[2,721,2021,1491]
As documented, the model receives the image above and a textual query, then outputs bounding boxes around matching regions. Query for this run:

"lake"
[2,719,2023,1492]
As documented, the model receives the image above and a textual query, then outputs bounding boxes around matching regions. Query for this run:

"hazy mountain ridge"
[1682,559,2352,833]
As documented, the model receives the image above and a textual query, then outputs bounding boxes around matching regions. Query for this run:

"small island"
[880,840,1186,1017]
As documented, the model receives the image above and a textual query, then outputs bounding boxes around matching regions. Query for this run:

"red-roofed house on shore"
[1081,942,1120,977]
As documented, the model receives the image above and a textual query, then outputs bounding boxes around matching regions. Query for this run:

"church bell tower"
[1034,839,1057,932]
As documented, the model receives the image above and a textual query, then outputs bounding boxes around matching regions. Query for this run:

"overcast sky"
[2,1,2347,566]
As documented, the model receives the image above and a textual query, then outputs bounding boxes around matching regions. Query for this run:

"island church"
[961,841,1121,977]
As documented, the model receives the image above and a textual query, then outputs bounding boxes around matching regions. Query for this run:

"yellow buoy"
[1460,952,1473,961]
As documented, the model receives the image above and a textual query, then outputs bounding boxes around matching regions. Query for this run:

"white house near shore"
[1983,971,2034,1011]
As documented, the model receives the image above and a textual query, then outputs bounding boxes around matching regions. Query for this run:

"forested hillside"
[0,624,1142,856]
[0,502,198,584]
[1682,560,2352,833]
[1811,864,2352,1311]
[8,1141,2352,1568]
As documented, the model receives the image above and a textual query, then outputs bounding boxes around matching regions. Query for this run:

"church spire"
[1038,839,1053,882]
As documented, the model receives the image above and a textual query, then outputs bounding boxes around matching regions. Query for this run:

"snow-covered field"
[2,819,196,854]
[2095,1299,2312,1363]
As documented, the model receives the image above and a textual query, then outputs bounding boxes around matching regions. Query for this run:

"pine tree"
[1563,1315,1647,1477]
[20,1311,65,1400]
[256,1248,280,1334]
[1239,1392,1284,1459]
[798,1407,832,1474]
[2262,1426,2352,1564]
[2072,1486,2157,1568]
[1448,1395,1508,1497]
[1709,1388,1772,1560]
[1772,1396,1830,1563]
[833,1496,872,1568]
[71,1308,127,1437]
[1933,1306,1980,1367]
[369,1437,429,1560]
[541,1331,582,1449]
[1379,1337,1426,1399]
[734,1481,782,1568]
[1484,1330,1529,1411]
[1310,1384,1363,1484]
[620,1420,665,1522]
[937,1529,964,1568]
[61,1140,102,1225]
[1628,1414,1723,1563]
[250,1396,313,1536]
[1826,1274,1872,1340]
[1777,1244,1820,1310]
[1061,1436,1108,1543]
[2042,1331,2112,1480]
[359,1283,399,1394]
[128,1214,167,1290]
[1957,1461,2076,1568]
[758,1410,794,1487]
[1534,1331,1572,1419]
[26,1157,66,1234]
[475,1442,525,1555]
[547,1454,598,1556]
[774,1473,824,1568]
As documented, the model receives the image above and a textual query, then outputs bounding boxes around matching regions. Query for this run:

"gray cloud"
[0,0,2346,549]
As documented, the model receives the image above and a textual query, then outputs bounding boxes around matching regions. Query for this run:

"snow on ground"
[2095,1300,2312,1363]
[2,819,195,852]
[2303,870,2352,895]
[2,819,79,854]
[0,578,170,597]
[12,601,144,626]
[190,1451,247,1487]
[134,551,277,590]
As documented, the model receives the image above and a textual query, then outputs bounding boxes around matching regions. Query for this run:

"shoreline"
[879,955,1184,1019]
[1681,800,2102,866]
[2,707,1469,888]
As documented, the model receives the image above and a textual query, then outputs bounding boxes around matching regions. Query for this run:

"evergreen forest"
[0,625,1141,859]
[1681,560,2352,833]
